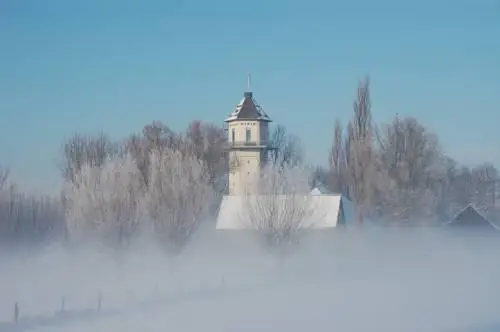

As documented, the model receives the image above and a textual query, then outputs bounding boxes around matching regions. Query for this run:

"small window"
[245,128,251,143]
[231,128,235,143]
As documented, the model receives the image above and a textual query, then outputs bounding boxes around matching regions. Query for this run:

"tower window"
[245,127,251,143]
[231,128,235,143]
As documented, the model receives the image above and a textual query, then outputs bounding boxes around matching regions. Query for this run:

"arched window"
[245,127,251,144]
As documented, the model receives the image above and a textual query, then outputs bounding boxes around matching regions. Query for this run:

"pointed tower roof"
[224,75,272,123]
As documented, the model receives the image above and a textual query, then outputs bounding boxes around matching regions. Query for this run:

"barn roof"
[216,194,354,230]
[444,204,500,230]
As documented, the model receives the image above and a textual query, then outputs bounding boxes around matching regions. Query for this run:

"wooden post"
[97,292,102,312]
[14,302,19,324]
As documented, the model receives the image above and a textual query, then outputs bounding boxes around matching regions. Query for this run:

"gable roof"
[224,92,271,122]
[444,204,500,230]
[216,194,354,230]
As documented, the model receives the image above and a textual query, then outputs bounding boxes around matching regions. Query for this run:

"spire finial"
[247,73,252,92]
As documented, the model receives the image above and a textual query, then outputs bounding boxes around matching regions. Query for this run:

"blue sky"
[0,0,499,193]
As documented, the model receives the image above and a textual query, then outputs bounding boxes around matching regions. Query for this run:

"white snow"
[216,194,354,230]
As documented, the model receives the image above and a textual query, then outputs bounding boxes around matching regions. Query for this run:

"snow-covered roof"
[216,194,354,230]
[310,185,335,195]
[310,188,322,195]
[224,92,272,122]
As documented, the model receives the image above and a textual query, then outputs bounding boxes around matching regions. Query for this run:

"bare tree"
[145,148,216,254]
[123,133,150,186]
[329,119,349,195]
[309,165,329,189]
[376,116,442,188]
[240,162,315,250]
[0,180,64,243]
[270,125,304,169]
[0,166,8,191]
[60,133,120,184]
[184,121,228,194]
[441,162,499,218]
[142,121,180,151]
[345,76,374,223]
[374,116,443,222]
[430,156,457,221]
[471,163,497,213]
[123,121,180,187]
[63,153,145,248]
[124,120,226,189]
[373,168,438,224]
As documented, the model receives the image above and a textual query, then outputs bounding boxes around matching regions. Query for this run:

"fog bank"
[2,227,500,332]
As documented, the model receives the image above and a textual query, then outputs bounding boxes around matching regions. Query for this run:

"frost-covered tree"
[374,116,444,223]
[0,169,64,243]
[270,125,304,169]
[126,121,182,187]
[145,148,216,254]
[184,121,228,194]
[240,162,315,250]
[63,153,145,248]
[60,133,121,184]
[442,162,499,219]
[124,120,228,195]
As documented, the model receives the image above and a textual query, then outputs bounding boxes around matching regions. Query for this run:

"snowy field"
[2,227,500,332]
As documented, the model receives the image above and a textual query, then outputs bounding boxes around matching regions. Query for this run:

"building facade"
[224,90,274,195]
[216,85,356,230]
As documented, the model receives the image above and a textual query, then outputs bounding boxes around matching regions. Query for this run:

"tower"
[224,77,273,195]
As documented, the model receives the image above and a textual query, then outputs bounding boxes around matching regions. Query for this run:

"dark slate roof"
[444,204,500,230]
[224,91,271,122]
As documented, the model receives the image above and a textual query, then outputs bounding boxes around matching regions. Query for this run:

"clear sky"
[0,0,499,194]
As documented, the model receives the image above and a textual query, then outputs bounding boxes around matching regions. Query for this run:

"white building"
[216,188,354,230]
[224,85,273,195]
[216,83,354,230]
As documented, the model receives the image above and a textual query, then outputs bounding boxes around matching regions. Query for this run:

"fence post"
[14,302,19,324]
[97,291,102,312]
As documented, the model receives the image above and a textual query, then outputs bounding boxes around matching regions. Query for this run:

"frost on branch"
[63,153,145,247]
[60,133,121,184]
[270,125,304,169]
[0,165,64,242]
[241,163,314,249]
[373,116,443,223]
[146,148,216,254]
